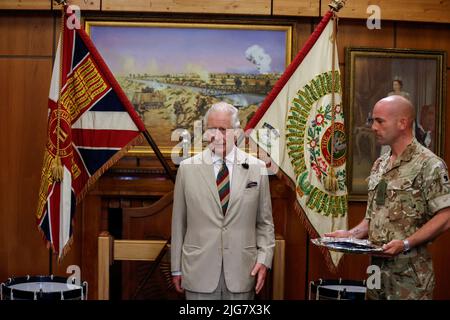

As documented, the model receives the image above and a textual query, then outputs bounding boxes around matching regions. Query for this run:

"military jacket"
[366,139,450,245]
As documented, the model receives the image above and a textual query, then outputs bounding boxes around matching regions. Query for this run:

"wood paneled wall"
[0,4,449,299]
[0,13,54,281]
[2,1,450,23]
[102,0,272,15]
[320,0,450,23]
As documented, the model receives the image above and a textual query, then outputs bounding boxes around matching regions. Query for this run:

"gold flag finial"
[328,0,346,12]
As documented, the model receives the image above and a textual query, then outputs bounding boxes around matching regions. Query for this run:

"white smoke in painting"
[245,45,272,74]
[185,63,210,82]
[120,55,137,76]
[145,58,160,75]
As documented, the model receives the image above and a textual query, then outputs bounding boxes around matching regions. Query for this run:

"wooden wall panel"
[269,178,289,236]
[446,70,450,162]
[283,191,307,299]
[0,14,53,56]
[321,0,450,23]
[53,0,101,11]
[0,1,449,24]
[336,20,395,64]
[0,57,52,281]
[430,232,450,300]
[80,194,103,300]
[396,23,450,68]
[272,0,319,17]
[0,0,50,10]
[292,20,314,59]
[102,0,271,15]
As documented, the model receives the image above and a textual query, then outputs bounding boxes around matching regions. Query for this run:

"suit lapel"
[228,149,249,214]
[198,149,221,210]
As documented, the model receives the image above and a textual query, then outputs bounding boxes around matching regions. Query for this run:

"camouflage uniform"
[365,138,450,300]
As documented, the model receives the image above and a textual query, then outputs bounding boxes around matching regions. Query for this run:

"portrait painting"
[345,47,446,199]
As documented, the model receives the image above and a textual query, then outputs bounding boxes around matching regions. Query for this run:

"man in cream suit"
[171,101,275,300]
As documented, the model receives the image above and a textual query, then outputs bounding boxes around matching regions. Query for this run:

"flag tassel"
[51,155,64,182]
[324,167,338,192]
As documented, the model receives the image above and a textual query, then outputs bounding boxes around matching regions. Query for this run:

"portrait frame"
[85,20,292,156]
[345,47,447,201]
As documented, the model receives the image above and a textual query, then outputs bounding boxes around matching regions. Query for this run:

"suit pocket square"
[245,181,258,188]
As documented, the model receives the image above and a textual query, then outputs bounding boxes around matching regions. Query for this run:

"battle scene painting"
[86,22,292,153]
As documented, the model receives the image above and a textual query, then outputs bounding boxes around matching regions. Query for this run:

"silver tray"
[311,237,383,254]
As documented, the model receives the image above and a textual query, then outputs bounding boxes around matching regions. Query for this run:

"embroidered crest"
[286,71,347,217]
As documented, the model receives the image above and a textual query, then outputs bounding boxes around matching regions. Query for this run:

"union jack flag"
[37,10,146,259]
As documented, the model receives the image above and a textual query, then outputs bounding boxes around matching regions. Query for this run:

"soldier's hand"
[324,230,352,238]
[382,240,404,256]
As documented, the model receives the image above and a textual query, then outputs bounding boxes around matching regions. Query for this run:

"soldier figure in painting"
[326,95,450,299]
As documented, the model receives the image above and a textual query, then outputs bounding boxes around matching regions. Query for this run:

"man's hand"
[172,275,184,293]
[324,230,352,238]
[382,240,405,256]
[251,263,267,294]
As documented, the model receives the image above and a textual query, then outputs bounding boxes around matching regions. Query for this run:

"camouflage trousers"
[367,247,435,300]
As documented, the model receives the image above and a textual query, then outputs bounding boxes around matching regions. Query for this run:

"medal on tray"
[311,237,383,254]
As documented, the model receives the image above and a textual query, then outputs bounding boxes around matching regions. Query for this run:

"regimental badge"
[440,172,449,185]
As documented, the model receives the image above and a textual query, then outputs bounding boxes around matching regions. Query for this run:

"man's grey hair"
[204,101,241,129]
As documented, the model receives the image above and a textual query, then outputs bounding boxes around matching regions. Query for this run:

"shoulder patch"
[440,171,450,185]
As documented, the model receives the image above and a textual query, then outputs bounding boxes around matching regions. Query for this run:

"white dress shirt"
[211,146,236,181]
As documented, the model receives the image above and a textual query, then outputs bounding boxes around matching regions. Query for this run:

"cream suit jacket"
[171,147,275,293]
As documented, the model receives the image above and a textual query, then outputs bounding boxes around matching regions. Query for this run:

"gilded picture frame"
[345,47,446,201]
[85,20,292,156]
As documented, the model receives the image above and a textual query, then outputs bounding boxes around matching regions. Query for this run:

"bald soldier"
[326,95,450,299]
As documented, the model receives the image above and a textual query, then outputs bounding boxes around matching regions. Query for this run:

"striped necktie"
[216,160,230,215]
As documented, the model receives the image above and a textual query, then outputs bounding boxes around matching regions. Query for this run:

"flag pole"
[50,2,67,182]
[57,0,176,184]
[48,0,66,267]
[49,248,53,275]
[324,1,346,192]
[324,10,339,192]
[142,130,176,183]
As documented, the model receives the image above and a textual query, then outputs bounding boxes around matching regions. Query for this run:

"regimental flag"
[37,10,146,259]
[245,11,348,270]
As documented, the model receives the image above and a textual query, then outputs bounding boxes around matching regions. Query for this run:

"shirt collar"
[211,145,237,165]
[397,138,419,163]
[378,138,418,173]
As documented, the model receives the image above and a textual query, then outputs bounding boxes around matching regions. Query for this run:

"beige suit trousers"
[185,265,255,300]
